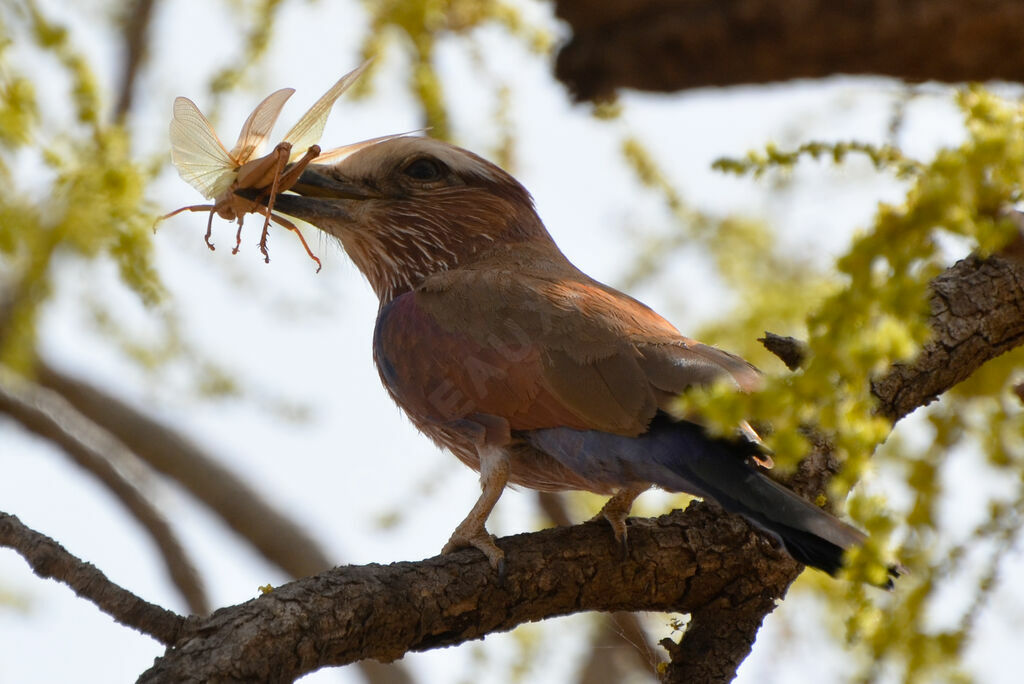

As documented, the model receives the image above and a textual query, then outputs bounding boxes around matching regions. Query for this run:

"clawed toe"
[593,485,646,559]
[442,526,506,572]
[590,510,630,558]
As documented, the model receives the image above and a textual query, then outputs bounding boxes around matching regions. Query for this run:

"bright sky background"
[1,0,1021,682]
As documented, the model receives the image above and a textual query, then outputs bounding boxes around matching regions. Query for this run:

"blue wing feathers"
[528,412,865,575]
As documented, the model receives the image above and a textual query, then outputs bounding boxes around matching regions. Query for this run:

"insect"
[159,62,378,272]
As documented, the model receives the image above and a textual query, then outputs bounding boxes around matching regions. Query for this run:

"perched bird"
[268,136,871,578]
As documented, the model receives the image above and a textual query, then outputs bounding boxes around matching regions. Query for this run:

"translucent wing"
[169,97,236,199]
[228,88,295,164]
[313,131,421,165]
[282,61,370,162]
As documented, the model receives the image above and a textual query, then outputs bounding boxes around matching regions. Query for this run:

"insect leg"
[232,216,245,255]
[257,144,293,263]
[204,208,218,251]
[153,204,215,232]
[268,211,322,273]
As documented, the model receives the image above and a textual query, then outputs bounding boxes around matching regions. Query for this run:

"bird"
[264,135,875,579]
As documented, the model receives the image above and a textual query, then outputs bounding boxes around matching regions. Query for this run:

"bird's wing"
[374,265,757,436]
[636,340,762,395]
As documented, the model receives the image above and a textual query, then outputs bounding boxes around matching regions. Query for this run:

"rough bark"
[132,254,1024,683]
[553,0,1024,101]
[873,254,1024,421]
[0,512,191,645]
[537,491,664,682]
[139,504,798,683]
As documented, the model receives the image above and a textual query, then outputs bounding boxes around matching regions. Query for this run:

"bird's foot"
[442,522,506,576]
[592,486,646,559]
[591,506,629,559]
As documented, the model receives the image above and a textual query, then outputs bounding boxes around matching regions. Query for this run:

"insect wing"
[313,131,419,165]
[169,97,236,199]
[228,88,295,165]
[282,61,370,162]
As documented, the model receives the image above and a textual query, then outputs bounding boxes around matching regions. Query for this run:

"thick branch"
[873,254,1024,420]
[0,511,189,644]
[553,0,1024,101]
[536,492,663,682]
[139,504,798,683]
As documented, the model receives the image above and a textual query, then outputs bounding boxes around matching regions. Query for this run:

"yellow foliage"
[360,0,552,139]
[642,86,1024,683]
[0,3,162,371]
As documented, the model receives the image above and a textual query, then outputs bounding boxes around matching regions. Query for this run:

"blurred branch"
[0,511,189,645]
[758,332,807,371]
[32,362,416,684]
[578,612,661,684]
[114,0,156,121]
[0,374,209,615]
[535,491,572,527]
[554,0,1024,101]
[35,360,335,579]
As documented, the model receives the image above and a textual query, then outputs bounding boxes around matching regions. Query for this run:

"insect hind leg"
[266,211,322,273]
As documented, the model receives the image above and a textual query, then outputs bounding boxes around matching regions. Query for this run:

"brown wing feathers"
[375,265,756,435]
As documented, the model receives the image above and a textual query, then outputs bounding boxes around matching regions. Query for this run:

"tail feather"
[528,412,867,577]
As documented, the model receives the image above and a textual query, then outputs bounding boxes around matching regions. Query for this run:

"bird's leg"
[442,445,509,573]
[592,484,647,555]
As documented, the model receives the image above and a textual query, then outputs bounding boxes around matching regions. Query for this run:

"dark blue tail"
[528,412,867,576]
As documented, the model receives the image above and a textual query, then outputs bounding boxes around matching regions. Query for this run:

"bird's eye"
[402,158,444,181]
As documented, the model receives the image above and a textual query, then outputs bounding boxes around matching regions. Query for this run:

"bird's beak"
[258,165,372,222]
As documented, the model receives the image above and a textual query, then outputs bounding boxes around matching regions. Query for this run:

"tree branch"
[0,511,190,645]
[34,361,336,579]
[114,0,155,122]
[139,504,799,683]
[536,492,663,682]
[872,254,1024,421]
[32,362,418,684]
[0,375,210,615]
[553,0,1024,101]
[130,254,1024,681]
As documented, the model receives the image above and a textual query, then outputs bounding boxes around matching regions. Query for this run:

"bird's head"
[271,137,552,302]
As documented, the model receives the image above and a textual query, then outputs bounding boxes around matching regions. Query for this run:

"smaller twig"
[0,372,210,614]
[578,611,662,684]
[536,491,573,527]
[758,332,808,370]
[0,510,188,644]
[114,0,155,121]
